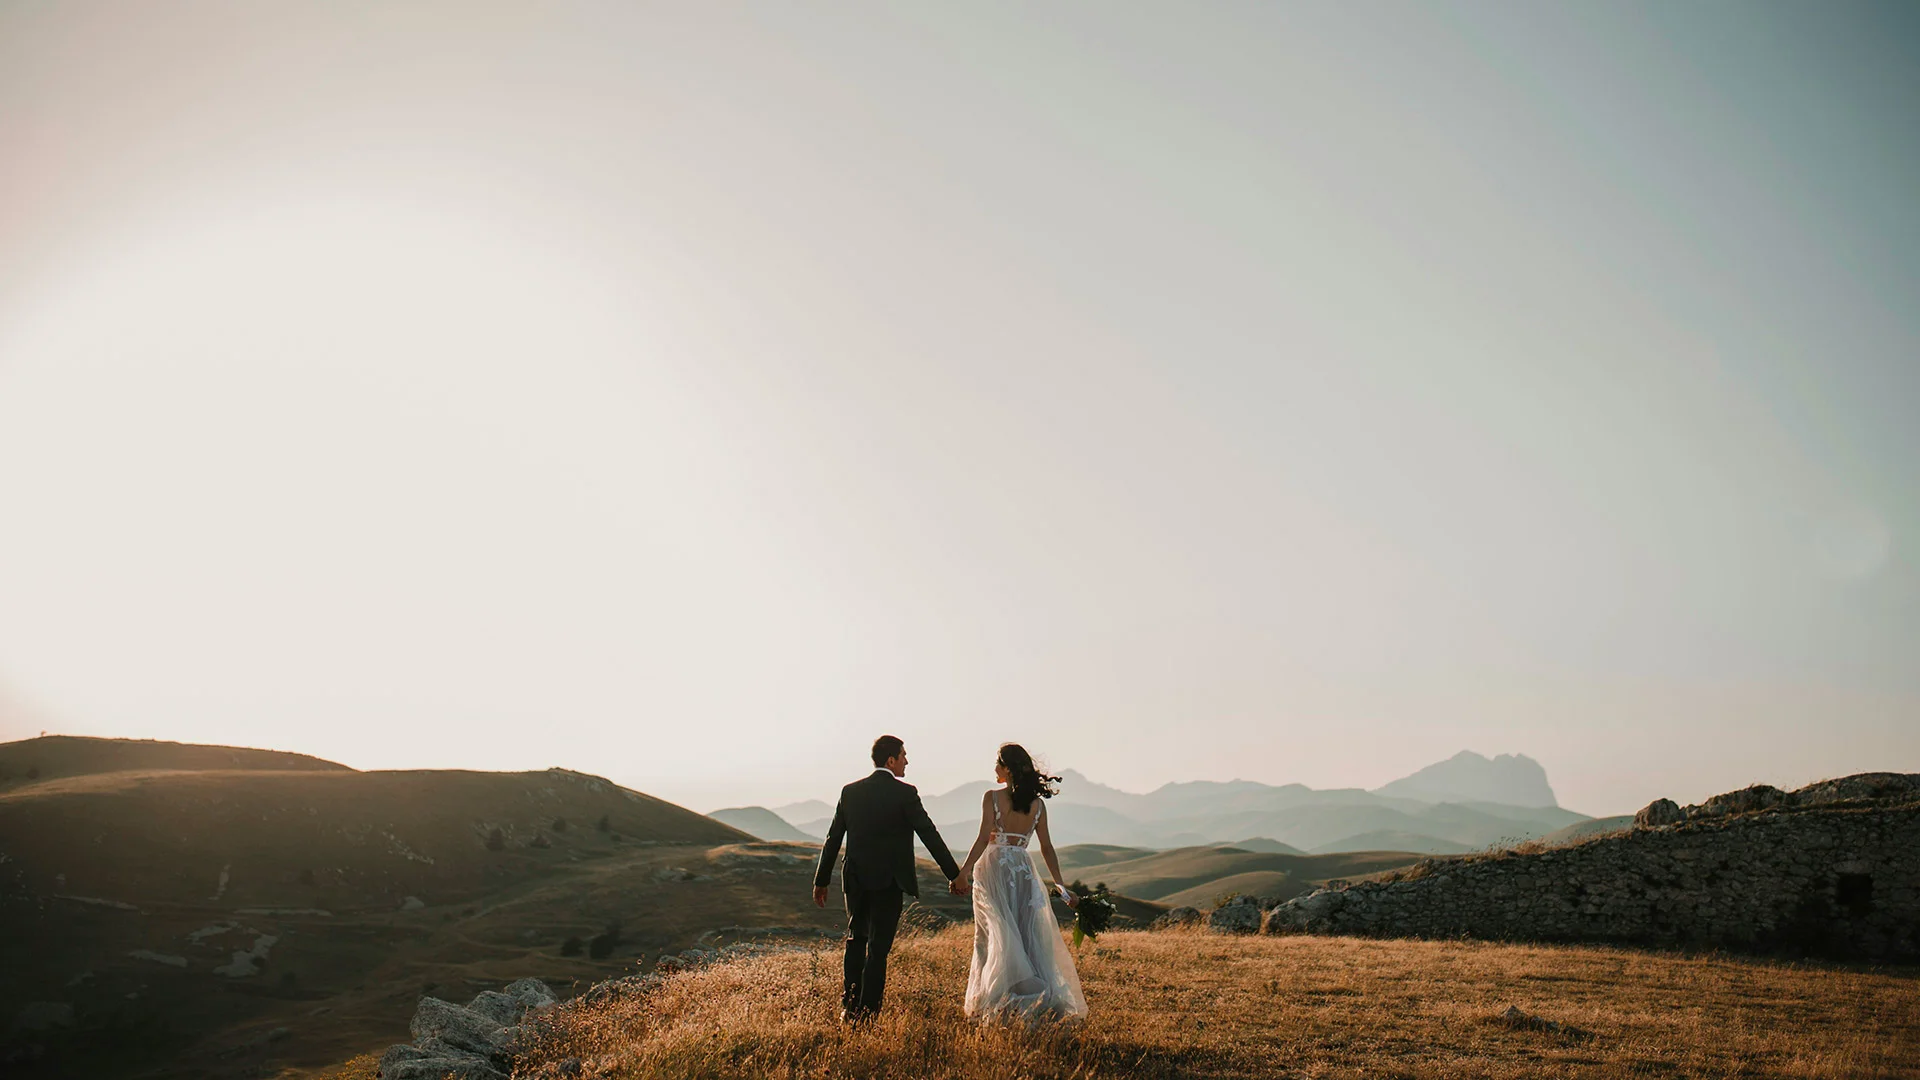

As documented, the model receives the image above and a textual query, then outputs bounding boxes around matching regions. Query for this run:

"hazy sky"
[2,3,1915,817]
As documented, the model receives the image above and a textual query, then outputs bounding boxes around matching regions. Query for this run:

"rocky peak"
[1373,751,1558,808]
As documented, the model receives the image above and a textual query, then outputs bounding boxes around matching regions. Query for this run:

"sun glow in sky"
[2,3,1916,815]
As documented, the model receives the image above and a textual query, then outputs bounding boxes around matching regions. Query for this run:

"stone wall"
[1262,776,1919,962]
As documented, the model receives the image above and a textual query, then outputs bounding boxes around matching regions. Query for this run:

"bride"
[951,743,1089,1021]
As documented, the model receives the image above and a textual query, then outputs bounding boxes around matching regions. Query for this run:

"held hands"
[948,874,970,896]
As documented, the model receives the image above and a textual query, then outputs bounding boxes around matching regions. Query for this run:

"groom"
[812,734,961,1020]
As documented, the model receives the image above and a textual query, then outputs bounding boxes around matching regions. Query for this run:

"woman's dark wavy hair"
[998,743,1062,814]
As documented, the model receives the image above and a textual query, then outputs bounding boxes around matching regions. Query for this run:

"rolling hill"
[1308,830,1474,855]
[0,763,750,908]
[0,734,350,787]
[0,737,978,1079]
[707,806,820,842]
[1056,843,1156,872]
[1538,814,1634,846]
[1054,844,1426,908]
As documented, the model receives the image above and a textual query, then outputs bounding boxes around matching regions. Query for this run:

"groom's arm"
[812,796,848,904]
[907,789,962,881]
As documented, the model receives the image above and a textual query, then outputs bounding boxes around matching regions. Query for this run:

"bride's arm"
[1034,802,1077,908]
[957,790,993,885]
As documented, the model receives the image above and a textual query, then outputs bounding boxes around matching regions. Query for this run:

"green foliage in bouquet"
[1067,879,1118,948]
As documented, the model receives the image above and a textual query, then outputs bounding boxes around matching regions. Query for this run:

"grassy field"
[1057,844,1428,908]
[415,926,1920,1080]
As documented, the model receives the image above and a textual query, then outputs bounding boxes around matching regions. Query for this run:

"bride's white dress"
[964,793,1088,1021]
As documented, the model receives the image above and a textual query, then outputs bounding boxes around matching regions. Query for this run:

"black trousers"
[842,884,906,1015]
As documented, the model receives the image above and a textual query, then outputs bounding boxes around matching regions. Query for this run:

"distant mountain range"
[729,751,1590,855]
[707,805,820,842]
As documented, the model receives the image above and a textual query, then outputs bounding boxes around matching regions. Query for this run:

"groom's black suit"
[813,768,961,1016]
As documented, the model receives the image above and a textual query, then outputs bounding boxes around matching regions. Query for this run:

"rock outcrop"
[1373,750,1559,808]
[1150,906,1202,930]
[1205,896,1264,934]
[378,978,557,1080]
[376,944,813,1077]
[1264,773,1919,961]
[1633,798,1683,828]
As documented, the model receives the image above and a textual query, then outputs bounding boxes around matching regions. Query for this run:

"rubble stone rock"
[379,1041,506,1080]
[1150,906,1203,929]
[1206,896,1264,934]
[1634,798,1684,828]
[409,997,506,1056]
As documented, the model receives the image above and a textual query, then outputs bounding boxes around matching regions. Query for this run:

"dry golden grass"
[519,927,1919,1080]
[312,1053,379,1080]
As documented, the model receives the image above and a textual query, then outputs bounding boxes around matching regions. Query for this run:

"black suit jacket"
[813,770,961,896]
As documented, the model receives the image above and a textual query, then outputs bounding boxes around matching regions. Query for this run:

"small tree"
[588,922,622,960]
[560,936,584,957]
[551,817,569,833]
[485,828,506,851]
[25,765,40,780]
[595,815,611,833]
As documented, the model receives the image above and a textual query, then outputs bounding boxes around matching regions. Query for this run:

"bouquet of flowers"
[1064,880,1117,948]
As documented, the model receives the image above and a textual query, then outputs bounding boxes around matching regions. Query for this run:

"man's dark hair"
[871,735,904,768]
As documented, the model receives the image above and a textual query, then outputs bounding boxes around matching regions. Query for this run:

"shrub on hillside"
[589,922,622,960]
[486,828,506,851]
[560,936,584,957]
[552,817,569,832]
[596,815,611,833]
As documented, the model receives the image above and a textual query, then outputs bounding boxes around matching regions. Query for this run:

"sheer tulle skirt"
[964,843,1088,1022]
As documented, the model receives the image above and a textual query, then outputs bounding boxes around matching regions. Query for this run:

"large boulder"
[380,980,559,1078]
[463,991,526,1027]
[1264,887,1347,933]
[1206,896,1264,934]
[503,978,557,1009]
[379,1042,505,1080]
[409,997,507,1056]
[1696,784,1788,818]
[1151,906,1203,929]
[1634,798,1684,828]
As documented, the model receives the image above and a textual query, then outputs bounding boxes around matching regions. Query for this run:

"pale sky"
[2,3,1915,818]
